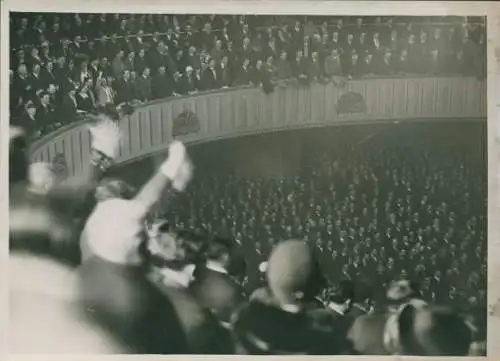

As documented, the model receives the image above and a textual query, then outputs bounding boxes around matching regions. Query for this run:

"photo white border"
[1,1,498,360]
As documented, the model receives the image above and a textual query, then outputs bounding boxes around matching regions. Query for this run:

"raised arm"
[133,140,193,215]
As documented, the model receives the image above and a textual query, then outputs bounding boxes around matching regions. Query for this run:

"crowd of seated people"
[9,118,486,355]
[144,122,486,313]
[10,14,485,138]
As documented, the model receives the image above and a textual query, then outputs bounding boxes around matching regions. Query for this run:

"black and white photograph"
[4,0,495,357]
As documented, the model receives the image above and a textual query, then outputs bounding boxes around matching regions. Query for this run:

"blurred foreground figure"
[9,120,127,353]
[10,118,121,265]
[78,141,233,354]
[232,240,346,354]
[189,236,245,325]
[348,301,472,355]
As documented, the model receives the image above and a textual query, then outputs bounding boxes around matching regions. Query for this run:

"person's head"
[122,69,130,81]
[215,39,222,50]
[209,58,216,69]
[267,240,326,307]
[40,92,50,106]
[384,50,392,61]
[243,58,250,67]
[388,304,472,356]
[311,51,318,61]
[158,66,166,75]
[280,51,287,61]
[148,227,205,269]
[205,236,234,269]
[95,178,136,203]
[401,49,408,58]
[116,50,124,59]
[173,71,181,81]
[143,67,150,77]
[25,101,36,117]
[365,53,373,63]
[351,52,358,62]
[327,280,355,312]
[255,59,263,69]
[221,55,229,66]
[176,48,183,58]
[243,37,250,46]
[185,66,193,75]
[188,45,196,55]
[331,48,339,57]
[297,50,303,58]
[347,33,353,43]
[130,70,137,80]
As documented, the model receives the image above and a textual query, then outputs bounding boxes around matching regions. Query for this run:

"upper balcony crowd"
[9,14,486,138]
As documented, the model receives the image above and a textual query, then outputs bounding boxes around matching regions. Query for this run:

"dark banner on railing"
[172,110,200,137]
[337,91,367,114]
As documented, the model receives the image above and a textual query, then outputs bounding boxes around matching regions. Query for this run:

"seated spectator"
[234,58,252,86]
[151,66,173,100]
[76,61,92,86]
[293,50,309,83]
[112,50,127,79]
[360,53,375,77]
[42,61,58,89]
[346,52,362,78]
[186,46,201,71]
[194,65,205,91]
[324,49,342,78]
[180,66,197,95]
[172,71,183,96]
[135,48,149,75]
[29,63,46,100]
[394,49,410,74]
[14,63,32,105]
[425,48,446,75]
[376,50,394,75]
[77,80,97,112]
[28,47,42,68]
[40,43,52,66]
[89,57,101,84]
[99,57,112,79]
[174,49,187,73]
[211,40,225,66]
[275,51,293,80]
[135,67,152,102]
[115,70,136,104]
[219,55,232,87]
[308,51,322,81]
[202,59,221,90]
[123,51,136,72]
[36,91,56,134]
[59,86,78,124]
[95,77,115,109]
[16,101,38,138]
[252,59,268,87]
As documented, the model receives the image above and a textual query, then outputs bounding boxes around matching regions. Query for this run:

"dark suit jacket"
[59,94,78,124]
[202,68,221,90]
[135,76,152,102]
[78,257,234,354]
[114,79,135,104]
[179,74,197,95]
[189,266,244,323]
[151,74,173,100]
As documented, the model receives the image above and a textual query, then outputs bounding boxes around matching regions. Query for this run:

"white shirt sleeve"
[80,198,148,265]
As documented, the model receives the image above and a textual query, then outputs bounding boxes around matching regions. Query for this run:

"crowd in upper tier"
[10,14,486,138]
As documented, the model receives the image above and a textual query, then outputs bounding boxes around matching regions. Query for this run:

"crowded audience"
[10,14,486,137]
